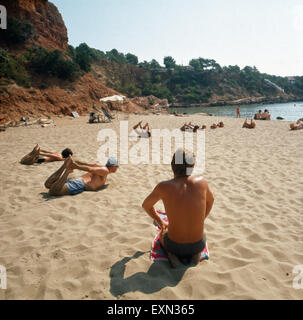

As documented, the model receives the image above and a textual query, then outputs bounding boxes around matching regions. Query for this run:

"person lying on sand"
[142,148,214,268]
[44,156,119,196]
[180,122,200,132]
[89,112,103,123]
[201,125,207,130]
[217,121,224,128]
[210,123,218,129]
[290,120,303,130]
[173,112,183,117]
[20,144,73,165]
[133,120,151,138]
[243,118,256,129]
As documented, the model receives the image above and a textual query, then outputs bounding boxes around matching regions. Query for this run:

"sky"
[51,0,303,77]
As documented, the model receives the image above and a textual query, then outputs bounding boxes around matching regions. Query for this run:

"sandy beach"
[0,113,302,300]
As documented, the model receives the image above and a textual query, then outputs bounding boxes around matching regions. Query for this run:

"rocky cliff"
[0,0,68,51]
[0,1,144,124]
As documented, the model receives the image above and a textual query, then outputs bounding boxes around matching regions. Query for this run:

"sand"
[0,113,302,300]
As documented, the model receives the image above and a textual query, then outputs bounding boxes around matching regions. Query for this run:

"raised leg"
[20,145,40,165]
[133,121,143,130]
[142,123,149,130]
[44,157,71,189]
[48,164,72,196]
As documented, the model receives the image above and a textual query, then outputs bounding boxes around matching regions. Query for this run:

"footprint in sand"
[260,222,278,231]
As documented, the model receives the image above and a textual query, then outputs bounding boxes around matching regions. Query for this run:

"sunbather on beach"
[142,149,214,268]
[218,121,224,128]
[20,145,73,165]
[254,110,263,120]
[89,112,102,123]
[44,156,119,196]
[290,120,303,130]
[243,118,256,129]
[210,123,218,129]
[258,109,271,120]
[133,121,151,138]
[180,122,199,132]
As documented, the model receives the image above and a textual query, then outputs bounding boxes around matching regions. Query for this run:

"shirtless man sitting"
[142,149,214,268]
[243,118,256,129]
[290,120,303,130]
[44,156,119,196]
[20,144,73,165]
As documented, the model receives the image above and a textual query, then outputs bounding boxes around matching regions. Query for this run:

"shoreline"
[170,97,303,109]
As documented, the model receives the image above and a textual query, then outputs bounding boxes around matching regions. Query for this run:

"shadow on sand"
[109,251,194,297]
[40,184,109,201]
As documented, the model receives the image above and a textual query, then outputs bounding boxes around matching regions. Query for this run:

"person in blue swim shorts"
[44,156,119,196]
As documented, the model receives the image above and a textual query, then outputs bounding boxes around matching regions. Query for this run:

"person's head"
[264,109,269,113]
[202,125,207,130]
[106,157,119,173]
[171,149,195,177]
[61,148,73,159]
[259,110,262,113]
[290,123,295,129]
[193,125,200,132]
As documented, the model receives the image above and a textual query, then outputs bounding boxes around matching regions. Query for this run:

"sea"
[169,101,303,122]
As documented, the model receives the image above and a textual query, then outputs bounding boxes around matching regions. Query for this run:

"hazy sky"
[51,0,303,76]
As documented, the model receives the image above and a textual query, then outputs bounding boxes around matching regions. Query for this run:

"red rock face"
[0,74,143,124]
[1,0,68,51]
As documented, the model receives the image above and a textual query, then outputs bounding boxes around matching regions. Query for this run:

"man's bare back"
[157,176,213,244]
[142,149,214,267]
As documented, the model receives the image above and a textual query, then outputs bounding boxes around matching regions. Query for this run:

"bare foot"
[65,158,74,173]
[64,155,72,168]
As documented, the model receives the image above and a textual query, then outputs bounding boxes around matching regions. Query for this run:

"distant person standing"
[236,106,241,118]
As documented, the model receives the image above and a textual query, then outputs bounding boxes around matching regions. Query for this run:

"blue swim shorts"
[65,178,86,195]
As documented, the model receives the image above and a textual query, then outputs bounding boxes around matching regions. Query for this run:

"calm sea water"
[169,102,303,122]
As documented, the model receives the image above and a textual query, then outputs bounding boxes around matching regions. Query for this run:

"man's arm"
[75,160,102,167]
[142,183,166,229]
[205,183,214,219]
[72,162,108,176]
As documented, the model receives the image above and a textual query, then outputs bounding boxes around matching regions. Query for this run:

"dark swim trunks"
[37,158,46,164]
[164,233,206,258]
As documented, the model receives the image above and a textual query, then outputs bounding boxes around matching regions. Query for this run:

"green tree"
[2,17,34,44]
[149,59,161,69]
[105,49,127,64]
[164,56,176,69]
[125,53,138,65]
[75,43,92,72]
